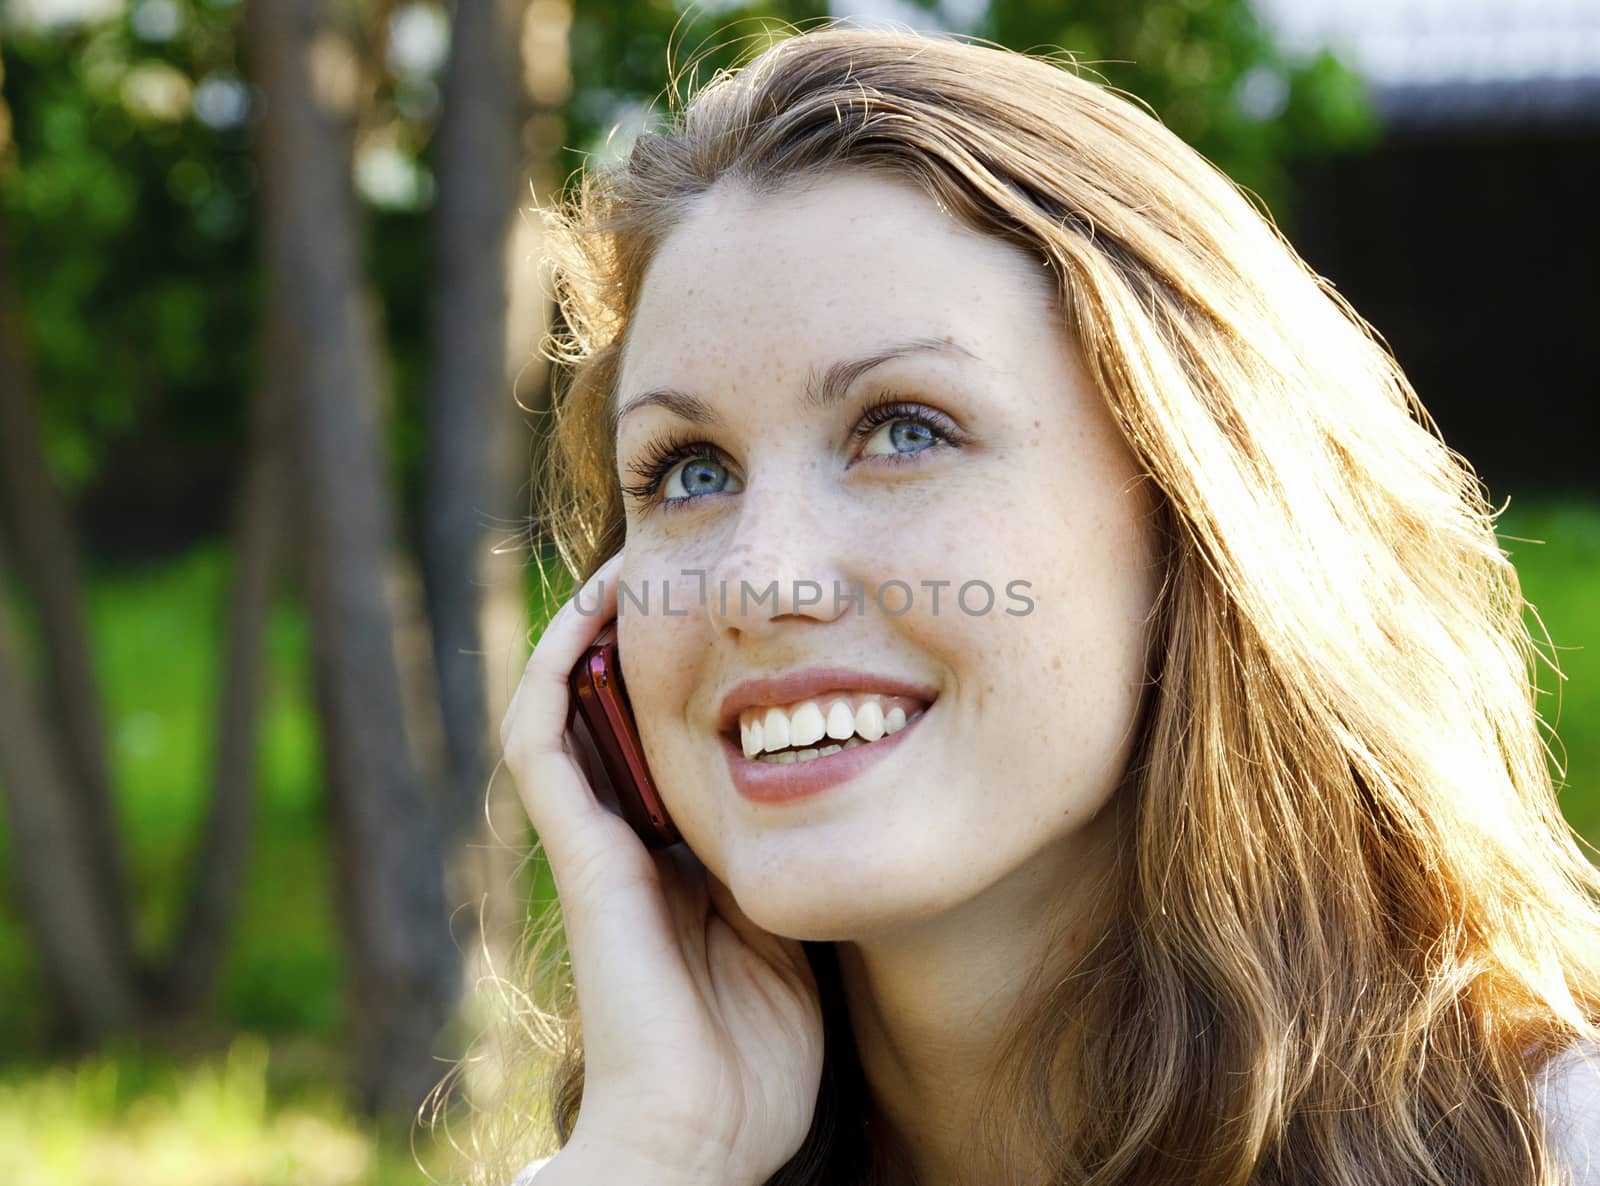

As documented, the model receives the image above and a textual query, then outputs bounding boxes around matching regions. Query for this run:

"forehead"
[615,171,1055,398]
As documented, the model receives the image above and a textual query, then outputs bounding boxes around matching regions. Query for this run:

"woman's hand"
[499,552,826,1186]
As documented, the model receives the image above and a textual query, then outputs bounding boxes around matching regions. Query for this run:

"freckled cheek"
[617,602,704,735]
[621,630,712,805]
[847,489,990,576]
[960,624,1131,799]
[987,570,1152,787]
[623,527,742,605]
[871,498,1039,609]
[619,547,714,614]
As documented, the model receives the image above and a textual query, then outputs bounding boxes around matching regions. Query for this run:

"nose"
[704,482,850,641]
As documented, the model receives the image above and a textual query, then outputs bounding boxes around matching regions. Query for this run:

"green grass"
[0,544,341,1044]
[0,1036,457,1186]
[0,541,566,1046]
[0,543,527,1182]
[78,547,340,1025]
[1495,498,1600,843]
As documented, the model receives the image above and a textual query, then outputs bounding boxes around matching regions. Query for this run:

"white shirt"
[1538,1039,1600,1184]
[509,1157,553,1185]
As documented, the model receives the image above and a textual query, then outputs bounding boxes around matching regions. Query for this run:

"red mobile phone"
[566,620,683,849]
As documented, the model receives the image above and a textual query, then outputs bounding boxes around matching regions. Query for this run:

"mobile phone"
[566,620,683,849]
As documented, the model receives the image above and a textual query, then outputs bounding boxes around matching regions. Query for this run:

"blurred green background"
[0,0,1593,1183]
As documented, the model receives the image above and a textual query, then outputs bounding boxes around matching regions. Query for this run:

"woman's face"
[611,170,1161,940]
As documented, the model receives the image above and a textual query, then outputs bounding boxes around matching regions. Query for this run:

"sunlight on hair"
[435,19,1600,1186]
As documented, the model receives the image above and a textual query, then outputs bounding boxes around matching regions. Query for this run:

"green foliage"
[0,1,438,518]
[560,0,829,175]
[979,0,1378,222]
[1,8,258,493]
[555,0,1376,226]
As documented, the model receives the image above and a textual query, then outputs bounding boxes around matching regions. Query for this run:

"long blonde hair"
[442,22,1600,1185]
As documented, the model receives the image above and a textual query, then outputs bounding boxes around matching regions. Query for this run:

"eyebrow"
[608,335,983,439]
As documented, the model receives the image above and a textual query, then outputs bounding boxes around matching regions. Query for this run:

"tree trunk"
[0,540,138,1040]
[245,0,460,1119]
[0,214,140,1010]
[423,0,533,849]
[424,0,576,1048]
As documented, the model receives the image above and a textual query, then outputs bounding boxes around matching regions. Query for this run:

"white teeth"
[739,696,930,761]
[742,716,764,759]
[789,702,825,747]
[825,699,855,741]
[762,707,790,753]
[854,700,884,742]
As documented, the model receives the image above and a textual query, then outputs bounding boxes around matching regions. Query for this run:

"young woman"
[485,23,1600,1186]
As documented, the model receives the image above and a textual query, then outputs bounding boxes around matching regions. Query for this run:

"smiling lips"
[738,692,927,763]
[716,668,938,799]
[720,697,934,803]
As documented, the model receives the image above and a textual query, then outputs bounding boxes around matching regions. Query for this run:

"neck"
[833,801,1122,1186]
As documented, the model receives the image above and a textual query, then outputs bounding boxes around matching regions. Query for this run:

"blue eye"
[664,454,738,500]
[862,417,939,457]
[620,437,745,511]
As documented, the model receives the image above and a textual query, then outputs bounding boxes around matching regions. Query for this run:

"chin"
[724,849,956,944]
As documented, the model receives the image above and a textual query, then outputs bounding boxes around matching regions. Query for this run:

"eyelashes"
[618,394,966,513]
[618,432,718,504]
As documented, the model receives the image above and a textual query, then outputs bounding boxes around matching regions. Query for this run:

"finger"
[500,552,627,853]
[500,550,622,752]
[500,550,624,760]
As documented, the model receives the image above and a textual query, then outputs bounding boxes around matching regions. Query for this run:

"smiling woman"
[472,20,1600,1186]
